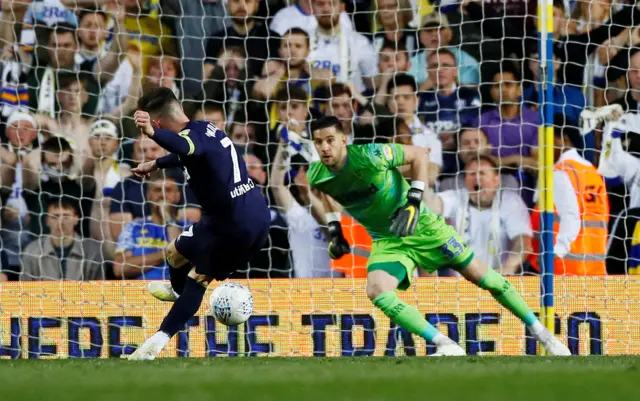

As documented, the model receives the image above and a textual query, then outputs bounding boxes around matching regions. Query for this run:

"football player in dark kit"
[128,87,270,360]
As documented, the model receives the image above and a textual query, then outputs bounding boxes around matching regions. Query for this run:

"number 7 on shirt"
[221,137,241,184]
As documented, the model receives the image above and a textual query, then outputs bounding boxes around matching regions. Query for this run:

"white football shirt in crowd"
[97,59,133,115]
[285,201,335,278]
[408,115,443,168]
[307,28,378,92]
[270,5,353,36]
[437,190,533,270]
[602,112,640,210]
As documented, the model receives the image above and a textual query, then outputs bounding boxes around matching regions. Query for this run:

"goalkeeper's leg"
[456,257,571,356]
[130,268,211,361]
[367,268,465,356]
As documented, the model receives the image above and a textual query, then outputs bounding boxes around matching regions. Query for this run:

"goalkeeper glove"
[390,181,424,237]
[327,218,350,260]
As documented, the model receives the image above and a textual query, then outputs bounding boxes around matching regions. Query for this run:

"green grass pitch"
[1,357,637,401]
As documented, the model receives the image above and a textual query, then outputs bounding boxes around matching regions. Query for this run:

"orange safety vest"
[530,158,609,275]
[330,216,372,278]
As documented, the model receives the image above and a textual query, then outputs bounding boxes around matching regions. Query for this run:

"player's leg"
[148,228,195,302]
[148,240,191,302]
[166,239,192,293]
[455,256,571,356]
[367,239,465,356]
[130,267,212,361]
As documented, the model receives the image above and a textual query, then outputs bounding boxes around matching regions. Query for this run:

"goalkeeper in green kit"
[307,116,571,356]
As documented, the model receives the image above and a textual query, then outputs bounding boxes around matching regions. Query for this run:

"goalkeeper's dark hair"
[310,115,343,136]
[387,73,418,94]
[138,87,180,116]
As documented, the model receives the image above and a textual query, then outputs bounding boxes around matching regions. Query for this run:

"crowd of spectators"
[0,0,638,281]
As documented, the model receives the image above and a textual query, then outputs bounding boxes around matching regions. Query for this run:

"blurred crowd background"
[0,0,639,282]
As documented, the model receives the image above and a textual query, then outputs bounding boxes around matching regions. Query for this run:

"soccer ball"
[209,282,253,326]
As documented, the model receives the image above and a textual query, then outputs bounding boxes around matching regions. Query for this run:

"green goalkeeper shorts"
[367,213,474,290]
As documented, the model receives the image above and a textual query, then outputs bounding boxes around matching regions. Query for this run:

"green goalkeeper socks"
[373,291,445,343]
[477,268,537,326]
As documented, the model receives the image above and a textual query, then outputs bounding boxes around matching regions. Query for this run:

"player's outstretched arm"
[156,154,182,169]
[390,145,429,237]
[132,153,183,177]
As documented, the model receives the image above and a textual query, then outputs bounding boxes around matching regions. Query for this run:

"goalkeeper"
[308,116,571,356]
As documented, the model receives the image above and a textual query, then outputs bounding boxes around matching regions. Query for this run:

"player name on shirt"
[230,178,256,199]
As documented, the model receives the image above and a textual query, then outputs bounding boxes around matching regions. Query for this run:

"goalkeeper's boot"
[148,281,179,302]
[128,339,163,361]
[430,341,466,357]
[538,330,572,356]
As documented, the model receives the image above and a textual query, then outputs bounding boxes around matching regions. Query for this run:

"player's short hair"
[387,73,417,94]
[310,115,343,136]
[275,84,308,103]
[138,87,180,116]
[282,28,310,46]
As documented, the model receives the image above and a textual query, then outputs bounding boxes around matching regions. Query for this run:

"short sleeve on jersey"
[366,143,405,170]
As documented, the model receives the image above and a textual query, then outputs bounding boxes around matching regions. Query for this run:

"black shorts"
[175,220,269,281]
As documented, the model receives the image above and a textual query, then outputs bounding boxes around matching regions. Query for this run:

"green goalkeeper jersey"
[308,143,437,240]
